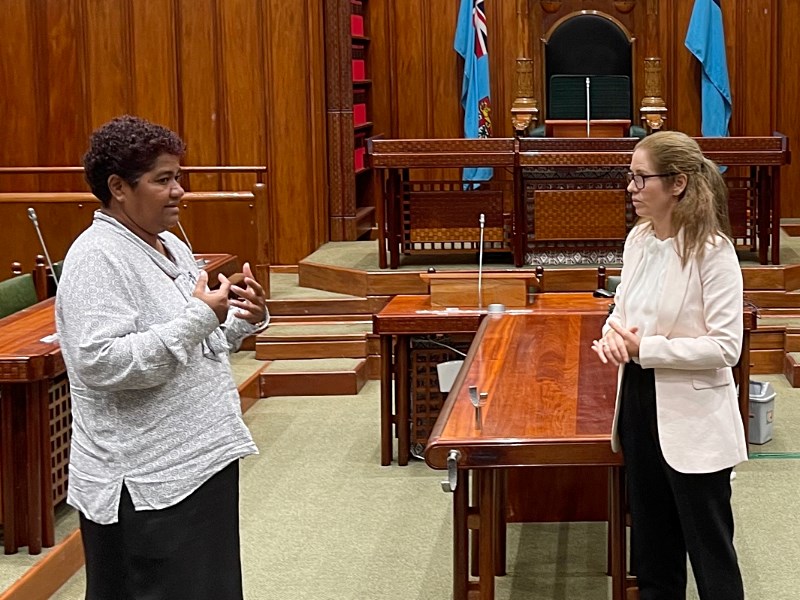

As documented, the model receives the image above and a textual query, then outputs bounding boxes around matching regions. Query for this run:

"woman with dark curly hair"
[56,115,267,600]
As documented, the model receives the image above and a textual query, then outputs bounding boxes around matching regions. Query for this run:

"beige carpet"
[44,379,800,600]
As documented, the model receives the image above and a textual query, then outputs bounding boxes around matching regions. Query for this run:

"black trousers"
[618,362,744,600]
[79,460,243,600]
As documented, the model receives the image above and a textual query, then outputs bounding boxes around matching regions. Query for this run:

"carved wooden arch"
[539,10,637,123]
[511,0,666,135]
[541,8,635,42]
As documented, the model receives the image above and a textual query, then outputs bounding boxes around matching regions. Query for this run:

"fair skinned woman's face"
[627,148,680,228]
[106,153,184,246]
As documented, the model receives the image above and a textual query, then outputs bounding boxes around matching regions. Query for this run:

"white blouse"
[623,233,675,344]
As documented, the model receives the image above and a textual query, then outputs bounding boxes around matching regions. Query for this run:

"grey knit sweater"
[56,212,259,524]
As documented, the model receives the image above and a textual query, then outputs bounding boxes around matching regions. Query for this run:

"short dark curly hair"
[83,115,187,206]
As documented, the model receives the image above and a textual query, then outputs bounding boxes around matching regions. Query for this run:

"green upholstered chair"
[597,266,621,294]
[52,260,64,282]
[0,273,39,319]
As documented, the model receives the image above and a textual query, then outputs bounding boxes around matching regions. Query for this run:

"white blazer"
[604,223,748,474]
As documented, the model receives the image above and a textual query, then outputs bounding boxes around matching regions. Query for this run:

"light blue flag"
[685,0,731,137]
[455,0,493,182]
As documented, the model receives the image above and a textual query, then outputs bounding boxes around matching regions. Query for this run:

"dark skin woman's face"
[104,154,184,248]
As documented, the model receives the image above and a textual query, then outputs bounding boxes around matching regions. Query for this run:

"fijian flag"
[685,0,731,137]
[455,0,493,182]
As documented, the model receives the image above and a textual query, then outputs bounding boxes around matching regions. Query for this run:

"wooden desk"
[369,136,790,268]
[373,294,613,466]
[195,252,241,283]
[0,253,239,554]
[545,119,631,138]
[425,310,626,600]
[0,298,63,555]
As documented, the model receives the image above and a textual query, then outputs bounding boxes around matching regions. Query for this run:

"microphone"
[176,220,193,253]
[477,213,485,309]
[27,207,59,286]
[585,77,591,137]
[175,220,206,267]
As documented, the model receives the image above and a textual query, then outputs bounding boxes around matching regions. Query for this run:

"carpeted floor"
[46,379,800,600]
[7,234,800,598]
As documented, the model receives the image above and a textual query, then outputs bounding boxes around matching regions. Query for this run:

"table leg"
[26,381,43,555]
[374,168,387,270]
[495,469,506,576]
[396,335,410,466]
[478,470,496,600]
[772,167,782,265]
[609,466,626,600]
[380,335,393,466]
[39,378,55,548]
[1,385,17,554]
[454,468,470,600]
[757,166,769,265]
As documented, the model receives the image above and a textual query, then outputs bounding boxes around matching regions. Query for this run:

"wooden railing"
[0,166,270,295]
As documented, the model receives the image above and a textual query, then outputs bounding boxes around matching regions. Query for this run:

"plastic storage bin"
[749,380,776,444]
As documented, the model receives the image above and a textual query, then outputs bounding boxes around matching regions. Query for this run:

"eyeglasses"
[625,171,679,190]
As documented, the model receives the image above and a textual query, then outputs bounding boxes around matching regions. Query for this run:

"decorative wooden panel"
[0,2,40,192]
[3,0,800,269]
[178,0,223,192]
[533,190,627,241]
[0,0,327,266]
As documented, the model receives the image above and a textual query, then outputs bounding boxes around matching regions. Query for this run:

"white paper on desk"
[39,333,59,344]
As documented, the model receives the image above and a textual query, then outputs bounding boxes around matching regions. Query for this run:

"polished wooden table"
[194,252,241,282]
[373,294,617,466]
[424,306,626,600]
[0,253,239,554]
[373,295,485,466]
[0,297,63,555]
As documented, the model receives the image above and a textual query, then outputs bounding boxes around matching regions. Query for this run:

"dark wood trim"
[0,529,83,600]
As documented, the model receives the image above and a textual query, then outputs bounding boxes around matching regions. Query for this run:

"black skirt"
[79,460,243,600]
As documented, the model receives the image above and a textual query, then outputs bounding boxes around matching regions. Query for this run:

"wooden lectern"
[419,272,539,308]
[546,119,631,138]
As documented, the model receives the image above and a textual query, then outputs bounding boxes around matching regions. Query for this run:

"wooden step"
[784,352,800,387]
[751,349,784,374]
[266,296,389,317]
[746,290,800,308]
[255,321,374,360]
[260,358,367,397]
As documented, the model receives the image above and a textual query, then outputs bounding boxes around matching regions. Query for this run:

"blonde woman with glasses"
[593,131,746,600]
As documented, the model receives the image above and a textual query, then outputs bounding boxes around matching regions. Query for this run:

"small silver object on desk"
[469,385,482,430]
[440,449,462,493]
[487,303,505,314]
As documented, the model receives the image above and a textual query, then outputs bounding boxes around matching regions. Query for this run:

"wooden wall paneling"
[489,0,517,186]
[777,0,800,217]
[177,0,223,192]
[663,0,701,136]
[432,0,468,182]
[263,0,326,265]
[129,0,179,130]
[736,0,774,136]
[325,0,351,241]
[83,0,131,130]
[218,0,266,193]
[486,1,508,140]
[0,2,39,191]
[392,1,428,140]
[306,0,330,251]
[40,0,88,192]
[183,199,257,267]
[369,0,393,140]
[0,201,94,276]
